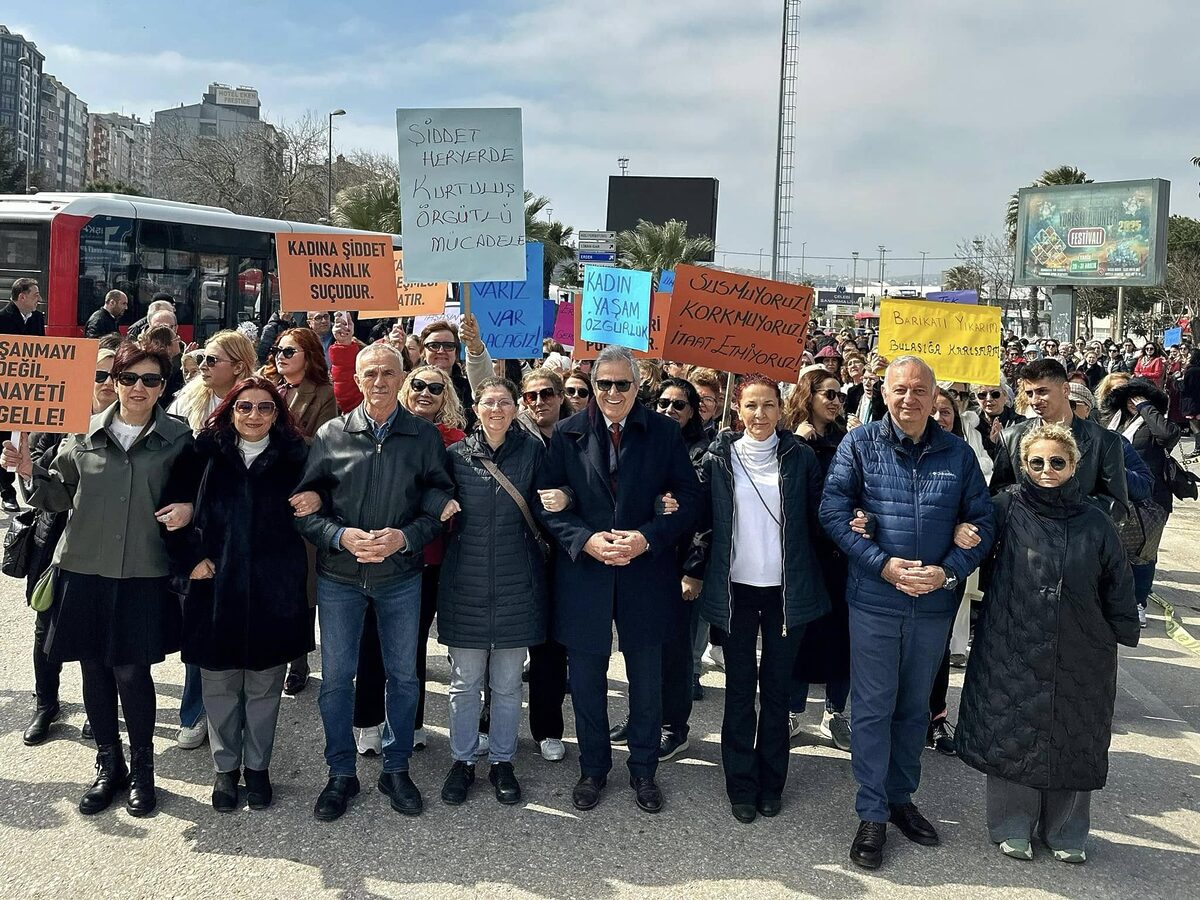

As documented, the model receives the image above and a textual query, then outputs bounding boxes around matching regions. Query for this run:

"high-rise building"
[0,25,45,187]
[38,72,88,190]
[153,82,278,144]
[89,112,152,191]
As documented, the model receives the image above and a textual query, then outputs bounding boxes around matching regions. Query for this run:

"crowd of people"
[2,274,1196,869]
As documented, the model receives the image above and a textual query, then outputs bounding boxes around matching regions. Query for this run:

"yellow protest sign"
[879,298,1001,384]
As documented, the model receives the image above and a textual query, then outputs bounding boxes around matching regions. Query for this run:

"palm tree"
[330,180,400,234]
[941,265,979,291]
[1005,165,1092,246]
[616,219,715,285]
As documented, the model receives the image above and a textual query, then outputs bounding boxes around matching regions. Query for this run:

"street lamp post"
[878,245,888,299]
[801,241,807,280]
[919,250,929,294]
[327,108,347,217]
[617,157,629,176]
[973,238,985,301]
[546,207,553,223]
[851,251,859,304]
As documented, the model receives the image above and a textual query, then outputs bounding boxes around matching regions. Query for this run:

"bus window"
[137,220,199,331]
[1,222,48,307]
[77,215,136,327]
[236,258,269,327]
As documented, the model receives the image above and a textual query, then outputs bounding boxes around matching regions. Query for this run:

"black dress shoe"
[488,762,521,805]
[927,719,957,756]
[313,775,360,821]
[23,706,60,746]
[609,717,629,746]
[850,820,888,869]
[378,771,423,816]
[757,794,781,818]
[572,774,606,811]
[283,669,309,696]
[212,770,240,812]
[889,802,940,846]
[658,731,689,761]
[2,497,19,513]
[731,803,757,824]
[81,719,93,741]
[629,776,663,814]
[244,767,272,810]
[126,746,157,817]
[440,761,475,806]
[79,743,129,815]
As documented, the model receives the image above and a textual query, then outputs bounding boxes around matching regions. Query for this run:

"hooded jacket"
[1103,378,1181,511]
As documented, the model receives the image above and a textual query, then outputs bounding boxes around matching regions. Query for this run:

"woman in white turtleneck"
[683,374,830,825]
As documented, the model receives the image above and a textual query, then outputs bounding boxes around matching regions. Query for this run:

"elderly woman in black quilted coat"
[957,422,1139,865]
[437,376,548,807]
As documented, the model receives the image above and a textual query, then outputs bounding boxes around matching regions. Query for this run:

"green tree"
[941,265,978,291]
[0,127,28,194]
[330,180,401,234]
[83,178,144,196]
[616,219,715,285]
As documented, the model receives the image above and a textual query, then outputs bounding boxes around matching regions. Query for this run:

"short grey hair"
[884,355,935,389]
[594,344,639,382]
[147,298,175,316]
[356,341,405,373]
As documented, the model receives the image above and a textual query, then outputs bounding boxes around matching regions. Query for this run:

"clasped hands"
[848,508,981,598]
[584,530,648,566]
[340,527,407,563]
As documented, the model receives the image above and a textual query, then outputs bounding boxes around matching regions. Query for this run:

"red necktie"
[608,422,621,492]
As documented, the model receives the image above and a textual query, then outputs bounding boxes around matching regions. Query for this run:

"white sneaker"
[788,711,804,739]
[176,716,208,750]
[413,727,427,750]
[539,738,566,761]
[1138,605,1148,628]
[701,644,725,671]
[355,723,384,756]
[475,732,490,757]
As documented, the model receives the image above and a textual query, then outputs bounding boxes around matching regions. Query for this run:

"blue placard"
[470,243,545,359]
[543,298,558,340]
[1164,327,1183,348]
[659,269,675,293]
[926,289,978,305]
[580,265,651,352]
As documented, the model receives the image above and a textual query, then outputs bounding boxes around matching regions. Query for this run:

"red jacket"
[328,341,364,413]
[1133,355,1165,387]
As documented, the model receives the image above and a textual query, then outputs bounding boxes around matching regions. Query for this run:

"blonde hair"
[1019,422,1080,468]
[1094,371,1130,413]
[174,329,257,433]
[400,364,465,431]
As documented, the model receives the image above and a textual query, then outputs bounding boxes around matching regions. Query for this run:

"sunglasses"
[94,370,114,384]
[814,389,843,402]
[410,378,445,396]
[234,400,276,415]
[564,386,591,399]
[269,345,300,359]
[975,389,1003,401]
[115,372,165,388]
[656,398,689,412]
[522,387,557,403]
[1028,456,1068,473]
[595,379,633,394]
[424,340,459,353]
[200,354,226,368]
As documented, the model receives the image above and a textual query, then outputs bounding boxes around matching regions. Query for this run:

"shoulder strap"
[478,456,541,538]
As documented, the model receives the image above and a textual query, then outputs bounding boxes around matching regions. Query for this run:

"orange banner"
[662,265,814,383]
[358,250,449,320]
[0,336,99,433]
[572,292,672,361]
[275,232,399,313]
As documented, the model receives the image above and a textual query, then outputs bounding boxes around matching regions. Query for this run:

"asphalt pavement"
[0,497,1197,900]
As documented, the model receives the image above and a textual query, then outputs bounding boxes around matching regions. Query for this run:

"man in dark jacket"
[0,278,46,511]
[84,289,128,338]
[991,358,1129,520]
[537,345,700,815]
[819,356,995,870]
[295,342,455,823]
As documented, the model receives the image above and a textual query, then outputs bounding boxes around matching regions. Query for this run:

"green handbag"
[29,565,56,613]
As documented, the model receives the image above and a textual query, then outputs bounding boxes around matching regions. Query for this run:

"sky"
[9,0,1200,281]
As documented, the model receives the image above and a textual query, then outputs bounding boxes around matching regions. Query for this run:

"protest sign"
[1164,327,1183,348]
[553,301,576,347]
[358,250,448,320]
[470,243,544,359]
[659,269,676,293]
[396,107,526,284]
[572,297,603,361]
[275,232,398,313]
[879,297,1002,384]
[414,302,462,336]
[580,265,652,352]
[662,265,814,383]
[0,336,98,433]
[543,300,558,341]
[633,293,673,360]
[925,289,978,305]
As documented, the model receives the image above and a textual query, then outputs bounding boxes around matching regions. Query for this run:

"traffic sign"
[578,242,616,252]
[578,230,616,242]
[578,251,617,262]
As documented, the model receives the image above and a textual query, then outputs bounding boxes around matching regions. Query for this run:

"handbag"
[477,456,552,560]
[29,564,56,612]
[2,507,37,579]
[1117,498,1169,564]
[1164,455,1199,501]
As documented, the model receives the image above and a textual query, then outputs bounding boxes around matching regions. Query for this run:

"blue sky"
[10,0,1200,281]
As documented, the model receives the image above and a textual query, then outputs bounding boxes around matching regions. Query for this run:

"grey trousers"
[201,665,288,773]
[986,774,1092,849]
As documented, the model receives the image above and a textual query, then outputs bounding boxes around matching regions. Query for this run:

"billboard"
[606,176,718,262]
[1014,179,1169,287]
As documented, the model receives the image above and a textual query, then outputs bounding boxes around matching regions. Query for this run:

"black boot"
[212,770,240,812]
[244,767,272,810]
[126,746,157,817]
[79,743,129,815]
[23,705,61,746]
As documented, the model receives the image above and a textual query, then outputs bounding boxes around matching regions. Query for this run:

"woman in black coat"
[171,376,311,812]
[437,376,547,807]
[957,423,1139,864]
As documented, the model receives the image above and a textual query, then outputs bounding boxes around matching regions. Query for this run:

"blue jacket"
[819,417,995,617]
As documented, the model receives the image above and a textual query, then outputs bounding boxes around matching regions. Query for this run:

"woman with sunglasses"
[562,369,593,415]
[971,383,1017,458]
[169,330,257,433]
[957,424,1138,863]
[516,368,566,446]
[349,365,468,757]
[4,344,195,817]
[419,319,475,428]
[170,377,311,812]
[1132,341,1165,388]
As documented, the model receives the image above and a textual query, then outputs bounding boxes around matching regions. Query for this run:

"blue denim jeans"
[180,663,205,728]
[1131,561,1156,609]
[317,573,421,776]
[448,646,526,764]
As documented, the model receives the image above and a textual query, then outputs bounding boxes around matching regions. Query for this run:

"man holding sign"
[0,278,46,512]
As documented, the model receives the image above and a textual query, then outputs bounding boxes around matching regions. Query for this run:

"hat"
[1067,382,1095,412]
[815,345,842,359]
[798,363,829,379]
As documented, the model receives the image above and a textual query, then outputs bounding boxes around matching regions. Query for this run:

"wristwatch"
[942,570,958,592]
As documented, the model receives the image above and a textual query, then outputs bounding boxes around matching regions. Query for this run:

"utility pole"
[851,251,859,306]
[973,238,985,301]
[878,245,888,299]
[919,250,929,294]
[770,0,802,280]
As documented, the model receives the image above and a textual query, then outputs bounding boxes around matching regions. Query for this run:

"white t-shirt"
[730,431,783,587]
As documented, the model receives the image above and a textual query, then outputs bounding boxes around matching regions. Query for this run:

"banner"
[358,250,448,320]
[395,107,526,284]
[662,265,814,383]
[878,297,1002,384]
[925,289,978,305]
[469,243,544,359]
[275,232,398,313]
[414,301,462,336]
[580,265,652,352]
[0,336,98,433]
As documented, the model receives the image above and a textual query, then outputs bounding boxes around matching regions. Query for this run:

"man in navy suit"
[537,344,700,814]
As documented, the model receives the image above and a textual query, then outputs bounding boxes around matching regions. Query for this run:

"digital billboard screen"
[1014,178,1169,287]
[606,176,718,262]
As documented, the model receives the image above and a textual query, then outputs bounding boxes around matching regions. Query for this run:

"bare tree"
[953,235,1023,331]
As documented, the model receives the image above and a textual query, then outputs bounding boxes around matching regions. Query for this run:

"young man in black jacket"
[0,278,46,511]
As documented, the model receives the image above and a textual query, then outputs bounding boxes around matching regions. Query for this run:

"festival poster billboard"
[1013,179,1170,288]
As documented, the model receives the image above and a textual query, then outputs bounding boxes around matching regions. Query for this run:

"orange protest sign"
[573,292,672,361]
[358,250,449,320]
[572,293,600,360]
[0,336,99,433]
[275,231,399,313]
[663,265,814,383]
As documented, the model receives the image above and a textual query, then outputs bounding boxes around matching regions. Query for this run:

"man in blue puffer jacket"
[819,356,995,870]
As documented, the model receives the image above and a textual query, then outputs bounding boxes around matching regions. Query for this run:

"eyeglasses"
[522,387,558,403]
[698,395,719,407]
[94,370,114,384]
[975,390,1003,401]
[1028,455,1068,473]
[595,379,633,394]
[307,313,331,322]
[269,346,301,359]
[564,386,591,399]
[814,389,843,402]
[200,354,226,368]
[656,398,689,412]
[234,400,276,415]
[424,340,459,353]
[478,398,515,410]
[115,372,165,388]
[410,378,445,396]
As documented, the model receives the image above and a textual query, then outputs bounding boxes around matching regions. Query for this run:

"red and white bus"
[0,193,402,341]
